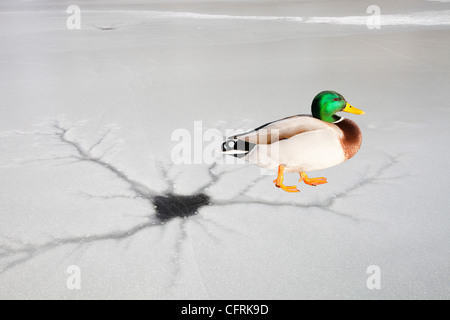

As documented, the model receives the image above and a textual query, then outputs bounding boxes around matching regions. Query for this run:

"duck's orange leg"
[299,172,327,186]
[273,165,299,193]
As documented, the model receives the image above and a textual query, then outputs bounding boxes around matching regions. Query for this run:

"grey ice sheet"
[0,0,449,299]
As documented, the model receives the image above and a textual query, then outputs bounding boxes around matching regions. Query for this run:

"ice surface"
[0,0,449,299]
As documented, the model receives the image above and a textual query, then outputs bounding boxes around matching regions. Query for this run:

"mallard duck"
[222,91,365,193]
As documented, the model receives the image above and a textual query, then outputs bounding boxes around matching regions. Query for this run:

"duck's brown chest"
[335,118,362,160]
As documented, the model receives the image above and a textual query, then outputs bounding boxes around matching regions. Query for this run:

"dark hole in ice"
[153,193,210,222]
[99,27,115,31]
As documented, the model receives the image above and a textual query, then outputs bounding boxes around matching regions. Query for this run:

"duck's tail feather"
[221,137,256,158]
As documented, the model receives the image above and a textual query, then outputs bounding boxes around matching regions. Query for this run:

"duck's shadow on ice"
[0,120,406,283]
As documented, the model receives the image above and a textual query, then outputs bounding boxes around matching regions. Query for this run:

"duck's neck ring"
[333,116,345,124]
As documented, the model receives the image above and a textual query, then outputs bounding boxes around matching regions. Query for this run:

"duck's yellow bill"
[343,103,365,115]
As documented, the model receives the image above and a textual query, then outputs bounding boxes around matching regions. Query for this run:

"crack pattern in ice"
[0,120,405,279]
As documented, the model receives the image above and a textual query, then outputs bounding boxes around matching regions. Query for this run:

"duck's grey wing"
[222,115,328,158]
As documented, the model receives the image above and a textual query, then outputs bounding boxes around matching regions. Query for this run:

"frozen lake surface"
[0,0,449,299]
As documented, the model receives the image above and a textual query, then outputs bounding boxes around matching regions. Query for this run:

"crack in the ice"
[51,121,155,200]
[0,121,404,279]
[0,121,218,279]
[0,219,160,273]
[169,219,189,288]
[88,128,111,153]
[212,153,404,222]
[79,192,142,201]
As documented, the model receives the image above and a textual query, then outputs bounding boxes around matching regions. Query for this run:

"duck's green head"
[311,91,364,123]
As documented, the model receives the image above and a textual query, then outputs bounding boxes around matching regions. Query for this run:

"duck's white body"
[224,115,361,173]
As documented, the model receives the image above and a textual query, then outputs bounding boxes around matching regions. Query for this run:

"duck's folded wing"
[232,115,331,145]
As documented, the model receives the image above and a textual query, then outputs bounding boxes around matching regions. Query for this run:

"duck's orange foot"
[299,172,327,186]
[274,165,300,193]
[275,183,299,193]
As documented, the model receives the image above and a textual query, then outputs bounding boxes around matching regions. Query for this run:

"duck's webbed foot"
[299,172,328,186]
[273,165,299,193]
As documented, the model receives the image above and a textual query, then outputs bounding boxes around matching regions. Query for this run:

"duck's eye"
[333,98,340,101]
